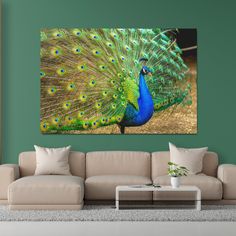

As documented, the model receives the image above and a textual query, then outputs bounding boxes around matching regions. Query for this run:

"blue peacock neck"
[135,72,154,125]
[119,69,154,128]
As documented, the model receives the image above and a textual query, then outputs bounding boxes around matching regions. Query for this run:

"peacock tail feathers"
[40,28,191,133]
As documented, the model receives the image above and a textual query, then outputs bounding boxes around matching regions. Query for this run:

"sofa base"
[85,199,236,205]
[8,202,84,210]
[0,199,8,205]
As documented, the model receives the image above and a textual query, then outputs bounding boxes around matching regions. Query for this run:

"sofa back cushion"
[86,151,151,178]
[19,151,86,178]
[151,151,218,180]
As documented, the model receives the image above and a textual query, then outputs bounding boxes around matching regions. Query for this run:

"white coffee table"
[115,185,201,210]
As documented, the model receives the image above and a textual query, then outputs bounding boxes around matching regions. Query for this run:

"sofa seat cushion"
[85,175,152,200]
[153,174,222,200]
[8,175,84,205]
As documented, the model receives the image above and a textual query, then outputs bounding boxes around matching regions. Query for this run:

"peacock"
[40,28,192,134]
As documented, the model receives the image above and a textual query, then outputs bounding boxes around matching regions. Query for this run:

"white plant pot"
[171,177,181,188]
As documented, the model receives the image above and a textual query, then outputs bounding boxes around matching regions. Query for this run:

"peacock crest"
[40,28,192,134]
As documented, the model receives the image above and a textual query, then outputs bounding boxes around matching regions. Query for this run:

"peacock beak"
[148,72,152,76]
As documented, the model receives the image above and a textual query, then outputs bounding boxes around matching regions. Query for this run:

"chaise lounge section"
[6,151,85,210]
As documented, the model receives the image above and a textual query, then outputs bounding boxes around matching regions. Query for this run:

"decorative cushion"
[34,145,71,175]
[169,143,208,174]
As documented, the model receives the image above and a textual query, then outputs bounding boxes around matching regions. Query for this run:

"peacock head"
[139,58,152,76]
[140,66,152,76]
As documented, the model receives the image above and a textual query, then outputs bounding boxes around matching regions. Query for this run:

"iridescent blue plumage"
[120,66,154,132]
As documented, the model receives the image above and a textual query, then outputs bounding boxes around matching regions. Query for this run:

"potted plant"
[168,162,189,188]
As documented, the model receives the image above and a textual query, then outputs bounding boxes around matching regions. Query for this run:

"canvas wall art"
[40,28,197,134]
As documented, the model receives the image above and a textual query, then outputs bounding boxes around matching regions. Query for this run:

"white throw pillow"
[169,143,208,175]
[34,145,71,175]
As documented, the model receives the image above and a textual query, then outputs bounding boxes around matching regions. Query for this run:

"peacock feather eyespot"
[63,101,71,110]
[100,117,106,124]
[72,29,82,36]
[82,122,89,129]
[40,122,49,131]
[57,68,66,76]
[102,91,108,97]
[91,34,99,40]
[99,65,106,71]
[79,94,87,102]
[111,33,118,39]
[117,73,122,78]
[48,87,57,95]
[67,83,75,91]
[110,80,116,85]
[92,121,97,127]
[116,116,122,122]
[111,103,117,109]
[132,40,137,45]
[113,94,118,99]
[95,102,102,109]
[77,64,87,72]
[106,42,113,48]
[120,56,125,61]
[73,47,81,54]
[78,111,84,118]
[121,101,126,106]
[40,71,45,78]
[109,57,115,63]
[51,48,62,57]
[92,49,101,56]
[89,79,96,87]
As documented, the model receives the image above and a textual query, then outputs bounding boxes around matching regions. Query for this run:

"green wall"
[1,0,236,164]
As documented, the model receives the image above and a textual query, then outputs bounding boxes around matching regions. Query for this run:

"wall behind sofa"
[1,0,236,164]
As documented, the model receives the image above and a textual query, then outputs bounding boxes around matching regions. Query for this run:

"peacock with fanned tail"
[40,28,192,134]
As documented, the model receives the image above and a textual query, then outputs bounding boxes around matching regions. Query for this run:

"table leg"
[196,190,201,211]
[116,189,119,210]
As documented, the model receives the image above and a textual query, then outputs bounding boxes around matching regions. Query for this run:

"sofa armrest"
[0,164,20,200]
[218,164,236,200]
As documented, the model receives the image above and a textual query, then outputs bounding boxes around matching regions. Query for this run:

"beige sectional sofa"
[0,150,235,210]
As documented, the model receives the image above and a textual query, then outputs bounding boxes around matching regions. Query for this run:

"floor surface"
[0,222,236,236]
